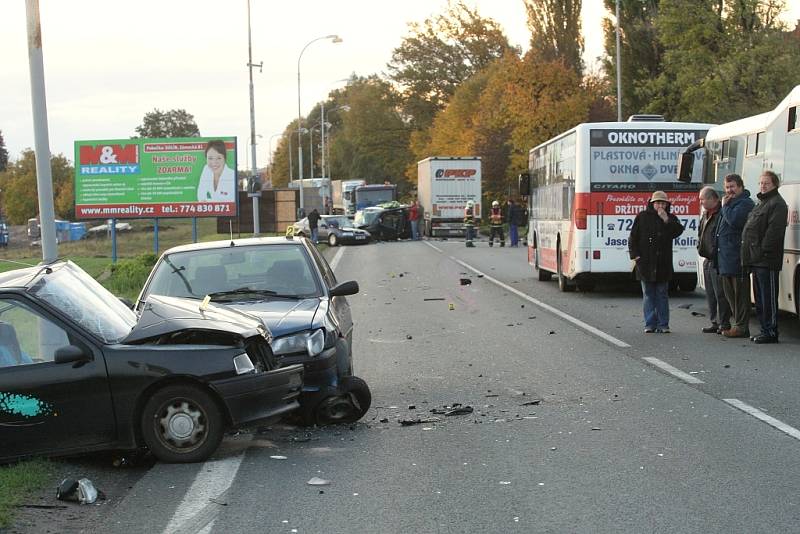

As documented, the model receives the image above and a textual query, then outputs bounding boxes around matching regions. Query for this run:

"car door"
[0,295,116,459]
[307,245,354,338]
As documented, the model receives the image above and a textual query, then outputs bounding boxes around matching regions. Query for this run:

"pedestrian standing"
[628,191,684,333]
[741,171,788,344]
[409,200,420,240]
[307,208,320,245]
[507,199,522,247]
[697,186,731,334]
[464,200,476,247]
[717,174,755,339]
[488,200,505,247]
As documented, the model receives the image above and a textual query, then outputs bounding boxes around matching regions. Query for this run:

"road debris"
[307,477,331,486]
[423,297,445,301]
[520,400,541,406]
[56,478,104,505]
[449,303,455,310]
[270,455,288,460]
[460,278,472,286]
[430,404,474,416]
[400,418,440,426]
[690,311,706,317]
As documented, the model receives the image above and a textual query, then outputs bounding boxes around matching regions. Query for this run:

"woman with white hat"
[628,191,685,333]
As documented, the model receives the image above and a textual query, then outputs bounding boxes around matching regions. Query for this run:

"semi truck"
[417,157,481,237]
[288,178,332,215]
[353,183,397,212]
[331,179,367,215]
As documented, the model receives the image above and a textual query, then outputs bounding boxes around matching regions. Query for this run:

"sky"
[3,1,799,169]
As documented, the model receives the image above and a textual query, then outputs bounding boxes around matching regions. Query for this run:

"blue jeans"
[509,224,519,247]
[310,228,318,244]
[641,281,669,329]
[410,220,419,240]
[751,267,779,337]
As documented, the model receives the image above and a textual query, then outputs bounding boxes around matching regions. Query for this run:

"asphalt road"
[68,238,800,533]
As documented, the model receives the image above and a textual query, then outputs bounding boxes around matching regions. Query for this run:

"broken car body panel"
[0,261,303,463]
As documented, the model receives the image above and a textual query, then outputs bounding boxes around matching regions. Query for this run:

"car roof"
[160,236,307,256]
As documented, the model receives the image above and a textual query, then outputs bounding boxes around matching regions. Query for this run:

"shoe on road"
[702,324,719,333]
[644,328,656,333]
[752,334,779,344]
[722,327,749,338]
[658,328,671,333]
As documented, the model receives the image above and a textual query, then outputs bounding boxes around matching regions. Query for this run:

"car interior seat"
[192,265,229,295]
[0,321,24,365]
[266,260,315,295]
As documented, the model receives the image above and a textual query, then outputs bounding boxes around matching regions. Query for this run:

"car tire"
[140,384,224,463]
[314,376,372,425]
[328,233,338,247]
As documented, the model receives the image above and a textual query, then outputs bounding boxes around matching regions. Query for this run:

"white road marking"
[642,357,705,384]
[424,242,630,348]
[329,246,345,271]
[161,453,246,534]
[724,399,800,441]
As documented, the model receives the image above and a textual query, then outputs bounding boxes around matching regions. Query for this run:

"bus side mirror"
[518,173,531,197]
[676,151,695,183]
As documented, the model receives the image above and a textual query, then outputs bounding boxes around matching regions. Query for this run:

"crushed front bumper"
[210,363,304,427]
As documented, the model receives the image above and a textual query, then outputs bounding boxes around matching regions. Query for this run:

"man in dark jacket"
[507,199,526,247]
[307,208,321,244]
[697,186,731,333]
[741,171,788,344]
[717,174,755,338]
[628,191,685,333]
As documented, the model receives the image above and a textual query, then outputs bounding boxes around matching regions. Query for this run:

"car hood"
[125,295,268,343]
[223,298,321,338]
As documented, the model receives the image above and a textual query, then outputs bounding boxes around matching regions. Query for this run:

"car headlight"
[233,353,256,375]
[272,329,328,357]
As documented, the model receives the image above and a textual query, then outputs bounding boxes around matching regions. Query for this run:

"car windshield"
[324,216,351,228]
[354,210,380,226]
[29,261,137,343]
[145,244,322,301]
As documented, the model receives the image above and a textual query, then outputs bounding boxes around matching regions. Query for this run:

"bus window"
[755,132,764,154]
[721,140,730,161]
[746,134,757,156]
[789,106,798,132]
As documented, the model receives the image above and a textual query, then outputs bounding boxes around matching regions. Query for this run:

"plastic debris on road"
[270,455,288,460]
[56,478,103,505]
[307,477,331,486]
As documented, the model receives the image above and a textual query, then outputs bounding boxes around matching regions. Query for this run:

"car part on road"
[140,384,224,463]
[310,376,372,426]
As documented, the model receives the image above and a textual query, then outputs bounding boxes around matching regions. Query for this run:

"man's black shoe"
[702,324,719,333]
[752,334,779,344]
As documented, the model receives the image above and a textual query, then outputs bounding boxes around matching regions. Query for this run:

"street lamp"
[246,0,264,234]
[297,34,342,216]
[320,104,349,180]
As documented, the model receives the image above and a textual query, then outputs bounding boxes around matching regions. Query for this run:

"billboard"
[74,137,238,219]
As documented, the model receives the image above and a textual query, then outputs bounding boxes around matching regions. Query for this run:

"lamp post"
[297,34,342,217]
[246,0,263,234]
[289,127,308,185]
[320,104,350,180]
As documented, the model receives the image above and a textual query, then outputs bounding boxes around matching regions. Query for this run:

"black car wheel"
[314,376,372,425]
[141,384,224,463]
[328,233,338,247]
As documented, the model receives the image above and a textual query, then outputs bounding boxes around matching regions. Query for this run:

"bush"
[103,253,158,300]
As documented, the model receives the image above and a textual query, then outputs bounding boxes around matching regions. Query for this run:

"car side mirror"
[54,345,91,364]
[330,280,359,297]
[676,151,695,183]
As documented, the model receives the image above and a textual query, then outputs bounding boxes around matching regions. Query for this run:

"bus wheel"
[534,242,551,281]
[557,246,573,292]
[678,274,697,292]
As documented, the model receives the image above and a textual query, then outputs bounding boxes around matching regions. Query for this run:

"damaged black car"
[0,261,303,464]
[137,236,372,426]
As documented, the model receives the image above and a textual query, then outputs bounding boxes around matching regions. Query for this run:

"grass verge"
[0,459,54,528]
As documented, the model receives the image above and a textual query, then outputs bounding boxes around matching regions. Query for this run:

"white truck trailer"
[331,179,366,215]
[417,157,481,237]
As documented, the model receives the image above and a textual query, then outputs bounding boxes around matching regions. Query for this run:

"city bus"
[519,117,713,292]
[677,85,800,316]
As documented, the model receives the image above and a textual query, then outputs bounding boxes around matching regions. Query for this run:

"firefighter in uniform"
[464,200,476,247]
[488,200,505,247]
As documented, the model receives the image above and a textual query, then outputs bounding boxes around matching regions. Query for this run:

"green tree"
[601,0,665,118]
[0,150,74,224]
[387,0,513,130]
[643,0,800,122]
[525,0,584,76]
[134,108,200,138]
[0,131,8,172]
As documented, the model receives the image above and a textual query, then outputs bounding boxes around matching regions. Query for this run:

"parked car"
[291,215,371,246]
[0,261,303,464]
[354,205,411,241]
[137,236,371,425]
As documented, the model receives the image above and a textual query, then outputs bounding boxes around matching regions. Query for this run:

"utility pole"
[247,0,262,234]
[615,0,623,121]
[25,0,57,263]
